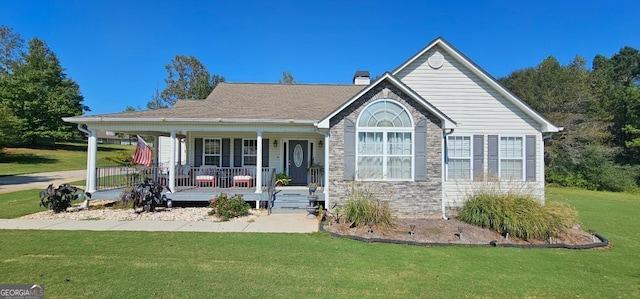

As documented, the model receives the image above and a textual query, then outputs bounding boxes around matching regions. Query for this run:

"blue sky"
[2,0,638,115]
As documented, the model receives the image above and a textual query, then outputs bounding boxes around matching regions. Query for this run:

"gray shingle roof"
[84,83,365,122]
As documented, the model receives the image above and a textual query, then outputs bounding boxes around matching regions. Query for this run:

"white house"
[64,37,559,218]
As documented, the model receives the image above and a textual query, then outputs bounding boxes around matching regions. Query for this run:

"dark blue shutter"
[222,138,230,167]
[234,139,242,167]
[473,135,484,181]
[344,119,356,181]
[262,139,270,167]
[487,135,499,179]
[526,135,536,181]
[194,138,203,167]
[415,119,427,181]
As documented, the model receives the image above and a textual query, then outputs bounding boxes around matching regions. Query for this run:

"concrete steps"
[270,192,322,214]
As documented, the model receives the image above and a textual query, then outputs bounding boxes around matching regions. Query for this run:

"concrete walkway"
[0,169,87,194]
[0,213,319,233]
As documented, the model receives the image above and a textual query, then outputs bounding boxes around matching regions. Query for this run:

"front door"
[289,140,308,186]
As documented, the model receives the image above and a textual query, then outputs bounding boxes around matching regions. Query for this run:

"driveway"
[0,170,87,194]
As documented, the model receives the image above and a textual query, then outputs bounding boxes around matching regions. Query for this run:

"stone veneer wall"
[328,82,443,217]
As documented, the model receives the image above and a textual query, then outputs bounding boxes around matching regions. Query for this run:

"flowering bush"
[208,193,250,221]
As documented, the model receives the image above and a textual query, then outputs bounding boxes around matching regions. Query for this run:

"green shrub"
[39,184,86,213]
[106,151,134,166]
[208,193,250,221]
[546,144,640,192]
[457,192,578,240]
[340,183,394,227]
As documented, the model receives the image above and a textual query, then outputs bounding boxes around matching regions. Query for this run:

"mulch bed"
[321,217,607,248]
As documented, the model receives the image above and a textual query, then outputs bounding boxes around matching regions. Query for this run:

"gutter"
[63,116,319,125]
[441,128,455,220]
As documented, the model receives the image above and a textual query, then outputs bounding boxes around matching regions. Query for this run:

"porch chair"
[157,165,191,186]
[175,165,191,186]
[195,165,217,187]
[233,168,254,189]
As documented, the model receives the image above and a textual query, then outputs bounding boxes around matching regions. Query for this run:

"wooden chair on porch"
[158,164,191,186]
[195,165,217,187]
[233,168,253,188]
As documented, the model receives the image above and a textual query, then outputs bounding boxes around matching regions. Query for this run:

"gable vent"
[428,51,444,69]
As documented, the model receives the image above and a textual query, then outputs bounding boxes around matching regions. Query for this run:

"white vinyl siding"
[447,136,471,180]
[500,136,524,180]
[395,45,540,135]
[395,44,546,206]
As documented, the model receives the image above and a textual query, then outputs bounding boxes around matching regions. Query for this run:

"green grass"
[0,187,638,298]
[0,189,44,218]
[0,142,135,176]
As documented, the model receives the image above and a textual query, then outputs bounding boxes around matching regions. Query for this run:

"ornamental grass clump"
[208,193,250,221]
[457,192,578,240]
[340,183,395,228]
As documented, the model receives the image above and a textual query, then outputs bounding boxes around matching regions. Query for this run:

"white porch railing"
[94,165,276,191]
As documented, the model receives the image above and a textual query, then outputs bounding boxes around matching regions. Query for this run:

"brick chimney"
[353,70,370,85]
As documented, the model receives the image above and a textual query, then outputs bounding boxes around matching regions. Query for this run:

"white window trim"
[242,138,257,166]
[355,99,415,181]
[203,138,222,166]
[446,135,472,181]
[498,135,525,180]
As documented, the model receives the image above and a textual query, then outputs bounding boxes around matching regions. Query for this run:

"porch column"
[177,138,183,164]
[255,131,263,194]
[87,129,97,193]
[323,133,330,207]
[153,137,160,167]
[168,131,176,193]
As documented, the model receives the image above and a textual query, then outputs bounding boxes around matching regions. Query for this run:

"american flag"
[132,135,153,167]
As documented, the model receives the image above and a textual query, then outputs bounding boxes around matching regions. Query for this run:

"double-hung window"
[242,139,257,166]
[356,100,413,180]
[500,136,524,180]
[447,136,471,180]
[203,138,221,166]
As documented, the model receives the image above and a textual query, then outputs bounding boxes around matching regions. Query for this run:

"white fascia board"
[64,117,318,125]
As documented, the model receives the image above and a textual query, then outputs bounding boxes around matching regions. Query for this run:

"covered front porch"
[79,125,329,198]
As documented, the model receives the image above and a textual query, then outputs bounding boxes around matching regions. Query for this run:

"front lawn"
[0,142,134,176]
[0,187,638,298]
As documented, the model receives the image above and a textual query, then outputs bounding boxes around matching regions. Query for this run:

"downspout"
[323,132,330,208]
[441,128,455,220]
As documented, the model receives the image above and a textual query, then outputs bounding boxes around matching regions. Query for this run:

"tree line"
[499,46,640,192]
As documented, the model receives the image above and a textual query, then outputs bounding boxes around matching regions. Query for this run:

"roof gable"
[317,72,456,129]
[392,37,560,133]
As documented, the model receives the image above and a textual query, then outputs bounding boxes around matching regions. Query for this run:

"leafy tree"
[591,46,640,160]
[0,103,19,150]
[147,83,167,109]
[160,55,224,106]
[0,25,24,75]
[278,71,296,84]
[0,38,89,144]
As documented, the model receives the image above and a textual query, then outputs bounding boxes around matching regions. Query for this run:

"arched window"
[356,99,413,180]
